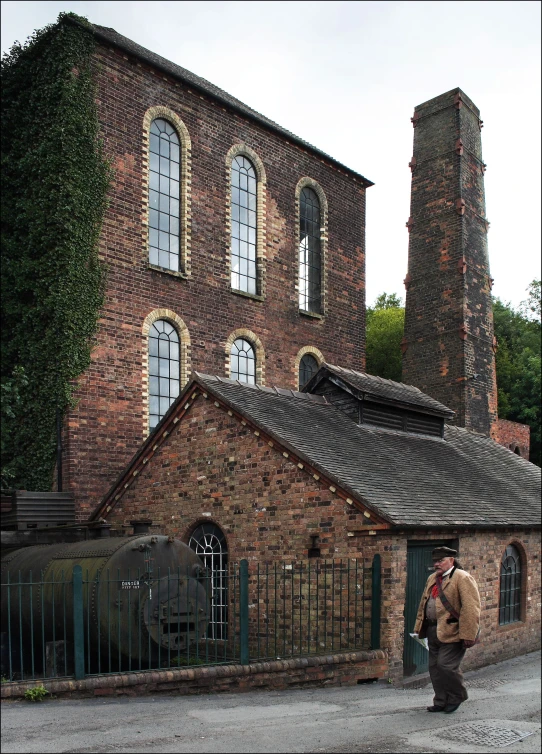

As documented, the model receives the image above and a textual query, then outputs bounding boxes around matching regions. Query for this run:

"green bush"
[24,685,49,702]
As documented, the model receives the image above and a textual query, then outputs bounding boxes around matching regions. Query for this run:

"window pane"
[499,545,521,625]
[148,119,181,268]
[299,187,322,312]
[231,155,257,293]
[230,338,255,384]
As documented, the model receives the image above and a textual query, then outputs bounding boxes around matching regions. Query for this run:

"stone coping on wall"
[1,650,387,699]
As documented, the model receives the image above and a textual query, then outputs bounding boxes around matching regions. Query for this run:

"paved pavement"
[1,650,540,753]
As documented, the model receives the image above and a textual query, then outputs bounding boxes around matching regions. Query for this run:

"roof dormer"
[304,364,454,438]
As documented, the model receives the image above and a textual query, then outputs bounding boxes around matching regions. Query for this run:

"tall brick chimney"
[402,88,498,435]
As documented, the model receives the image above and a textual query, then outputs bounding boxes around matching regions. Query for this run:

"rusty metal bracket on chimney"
[455,139,464,155]
[408,156,417,172]
[403,272,412,291]
[455,198,466,215]
[406,217,414,232]
[458,256,467,274]
[411,110,420,127]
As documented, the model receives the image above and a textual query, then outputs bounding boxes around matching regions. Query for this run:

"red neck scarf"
[431,575,442,598]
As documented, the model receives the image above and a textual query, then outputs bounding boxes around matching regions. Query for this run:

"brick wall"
[492,418,531,460]
[104,394,540,679]
[402,88,498,436]
[377,528,541,679]
[1,650,388,699]
[64,41,367,518]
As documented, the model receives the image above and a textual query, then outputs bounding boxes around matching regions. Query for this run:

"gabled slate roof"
[193,375,540,528]
[94,372,541,529]
[306,364,455,418]
[66,17,372,187]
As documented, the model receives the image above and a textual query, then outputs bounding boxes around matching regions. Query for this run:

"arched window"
[189,523,228,640]
[231,155,257,295]
[148,320,180,429]
[230,338,256,384]
[499,544,522,625]
[148,119,180,272]
[299,187,321,313]
[299,353,319,388]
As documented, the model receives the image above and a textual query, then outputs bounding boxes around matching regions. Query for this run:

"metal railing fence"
[1,556,381,683]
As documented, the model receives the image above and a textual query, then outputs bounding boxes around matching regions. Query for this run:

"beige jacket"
[413,567,481,643]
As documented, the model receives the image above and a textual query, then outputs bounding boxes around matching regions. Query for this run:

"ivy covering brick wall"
[1,13,111,489]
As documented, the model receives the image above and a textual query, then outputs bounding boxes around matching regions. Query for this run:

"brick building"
[3,16,540,683]
[91,368,541,679]
[58,19,372,518]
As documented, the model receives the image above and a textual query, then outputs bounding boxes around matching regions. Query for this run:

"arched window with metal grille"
[299,353,319,389]
[188,523,228,640]
[148,319,180,429]
[230,155,257,294]
[299,187,322,313]
[230,338,256,384]
[499,544,522,625]
[148,118,181,272]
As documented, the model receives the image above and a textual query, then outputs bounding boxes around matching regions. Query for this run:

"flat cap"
[431,546,457,561]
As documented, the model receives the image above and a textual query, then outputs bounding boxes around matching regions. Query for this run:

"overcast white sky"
[2,1,540,309]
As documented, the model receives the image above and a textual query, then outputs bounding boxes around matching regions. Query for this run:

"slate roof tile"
[315,364,455,418]
[195,374,540,528]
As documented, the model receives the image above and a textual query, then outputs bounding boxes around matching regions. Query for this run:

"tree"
[365,287,541,467]
[365,293,405,382]
[493,284,541,467]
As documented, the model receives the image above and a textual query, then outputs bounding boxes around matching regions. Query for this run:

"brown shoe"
[427,705,445,712]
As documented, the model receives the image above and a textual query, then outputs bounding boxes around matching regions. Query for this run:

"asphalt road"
[1,650,540,754]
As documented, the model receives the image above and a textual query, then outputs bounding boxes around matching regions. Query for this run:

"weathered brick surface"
[492,418,530,460]
[0,651,388,700]
[377,528,541,678]
[105,396,540,679]
[402,88,498,436]
[64,42,367,518]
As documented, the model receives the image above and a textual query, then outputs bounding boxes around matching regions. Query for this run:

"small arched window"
[299,187,322,313]
[148,119,180,272]
[499,544,522,625]
[189,523,228,640]
[230,338,256,384]
[231,156,257,295]
[148,320,180,429]
[299,354,319,388]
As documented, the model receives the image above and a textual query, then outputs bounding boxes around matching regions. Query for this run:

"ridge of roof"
[91,372,540,529]
[315,364,455,418]
[194,373,328,403]
[68,18,373,187]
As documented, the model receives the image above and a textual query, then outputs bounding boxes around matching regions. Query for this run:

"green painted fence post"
[371,554,381,650]
[73,565,85,680]
[239,559,249,665]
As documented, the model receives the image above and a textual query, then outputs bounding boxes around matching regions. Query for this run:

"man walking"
[413,546,481,714]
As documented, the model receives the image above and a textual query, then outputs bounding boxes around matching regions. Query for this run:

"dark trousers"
[426,625,468,706]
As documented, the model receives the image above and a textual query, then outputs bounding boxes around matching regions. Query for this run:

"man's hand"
[463,639,476,648]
